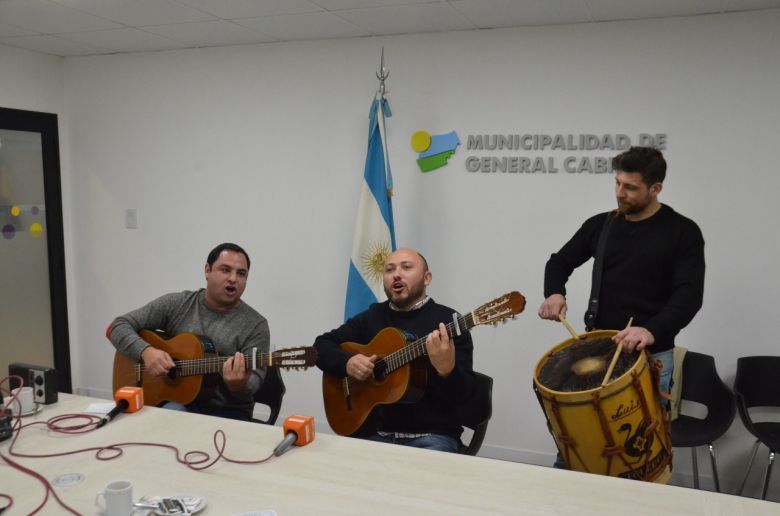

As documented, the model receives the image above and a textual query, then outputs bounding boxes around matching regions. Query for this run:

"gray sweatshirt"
[109,289,270,415]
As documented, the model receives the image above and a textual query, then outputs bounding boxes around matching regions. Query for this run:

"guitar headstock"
[472,291,526,327]
[271,347,318,370]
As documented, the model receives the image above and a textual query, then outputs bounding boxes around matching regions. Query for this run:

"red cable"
[1,376,278,514]
[0,493,12,513]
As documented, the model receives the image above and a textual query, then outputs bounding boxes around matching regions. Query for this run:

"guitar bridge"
[342,378,353,411]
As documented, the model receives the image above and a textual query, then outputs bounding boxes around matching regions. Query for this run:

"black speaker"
[0,389,11,442]
[8,363,58,405]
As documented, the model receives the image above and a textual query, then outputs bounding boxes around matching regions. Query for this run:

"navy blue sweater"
[314,299,475,438]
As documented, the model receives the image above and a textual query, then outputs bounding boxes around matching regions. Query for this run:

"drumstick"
[558,315,581,340]
[601,317,634,386]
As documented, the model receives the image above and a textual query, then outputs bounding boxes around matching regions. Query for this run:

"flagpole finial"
[376,46,389,98]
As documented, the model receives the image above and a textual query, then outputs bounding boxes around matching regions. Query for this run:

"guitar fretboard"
[374,311,476,376]
[136,352,274,377]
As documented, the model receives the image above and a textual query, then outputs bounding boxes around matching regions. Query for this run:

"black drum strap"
[584,213,616,331]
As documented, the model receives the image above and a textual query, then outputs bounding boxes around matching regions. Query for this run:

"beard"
[385,281,426,310]
[617,197,651,215]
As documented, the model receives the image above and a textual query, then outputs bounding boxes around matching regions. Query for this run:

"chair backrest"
[679,352,734,406]
[252,367,286,425]
[734,356,780,436]
[676,351,735,434]
[735,356,780,408]
[458,371,493,456]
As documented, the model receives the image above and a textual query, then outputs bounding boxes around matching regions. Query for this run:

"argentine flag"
[344,97,397,321]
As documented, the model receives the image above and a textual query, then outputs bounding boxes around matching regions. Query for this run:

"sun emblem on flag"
[360,241,391,286]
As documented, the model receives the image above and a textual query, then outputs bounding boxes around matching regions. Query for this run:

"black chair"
[670,351,735,492]
[251,367,286,425]
[458,372,493,456]
[734,356,780,500]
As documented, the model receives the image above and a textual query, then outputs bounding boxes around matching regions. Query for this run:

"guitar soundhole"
[373,362,387,381]
[167,366,178,380]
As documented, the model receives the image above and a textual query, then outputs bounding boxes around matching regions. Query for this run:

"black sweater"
[544,204,705,352]
[314,300,475,438]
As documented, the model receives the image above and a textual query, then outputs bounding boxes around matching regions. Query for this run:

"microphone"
[273,415,315,457]
[97,386,144,428]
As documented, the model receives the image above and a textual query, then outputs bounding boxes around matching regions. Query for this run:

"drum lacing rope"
[591,391,622,476]
[550,397,589,472]
[630,370,655,481]
[631,367,673,480]
[649,355,672,403]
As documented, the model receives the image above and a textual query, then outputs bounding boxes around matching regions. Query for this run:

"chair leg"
[738,439,761,496]
[761,451,775,500]
[691,447,699,489]
[708,443,720,493]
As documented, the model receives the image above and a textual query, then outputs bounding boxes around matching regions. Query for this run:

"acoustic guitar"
[113,330,317,407]
[322,291,526,436]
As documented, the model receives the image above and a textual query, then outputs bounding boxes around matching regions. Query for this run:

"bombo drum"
[533,330,672,482]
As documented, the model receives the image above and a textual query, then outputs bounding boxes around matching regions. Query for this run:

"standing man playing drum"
[538,146,705,399]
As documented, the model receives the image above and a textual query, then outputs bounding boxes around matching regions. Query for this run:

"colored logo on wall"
[410,130,460,173]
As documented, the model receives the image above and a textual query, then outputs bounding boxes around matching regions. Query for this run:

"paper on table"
[84,402,114,415]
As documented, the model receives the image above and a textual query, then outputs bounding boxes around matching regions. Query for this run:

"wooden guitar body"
[322,327,427,436]
[112,330,214,407]
[321,291,526,436]
[112,330,317,408]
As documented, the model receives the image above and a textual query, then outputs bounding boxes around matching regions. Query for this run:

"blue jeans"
[367,433,460,453]
[553,348,674,469]
[652,349,674,395]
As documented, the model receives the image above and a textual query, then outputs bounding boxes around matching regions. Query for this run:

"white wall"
[0,45,63,113]
[57,9,780,498]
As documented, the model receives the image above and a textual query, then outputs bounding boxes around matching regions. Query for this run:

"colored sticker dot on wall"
[30,222,44,238]
[411,131,432,153]
[10,206,21,217]
[32,206,40,215]
[2,224,15,240]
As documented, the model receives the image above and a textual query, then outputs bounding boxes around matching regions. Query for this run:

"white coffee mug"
[95,479,133,516]
[10,387,34,416]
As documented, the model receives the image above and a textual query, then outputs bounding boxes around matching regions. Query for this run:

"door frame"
[0,106,72,393]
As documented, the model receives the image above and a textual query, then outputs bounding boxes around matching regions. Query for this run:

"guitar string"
[371,312,475,375]
[344,298,513,388]
[375,299,512,373]
[344,312,476,390]
[134,350,309,376]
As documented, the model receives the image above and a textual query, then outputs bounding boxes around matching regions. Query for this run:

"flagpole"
[376,46,389,101]
[342,48,398,320]
[375,47,394,201]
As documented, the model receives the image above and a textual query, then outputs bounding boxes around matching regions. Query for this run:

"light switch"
[125,209,137,229]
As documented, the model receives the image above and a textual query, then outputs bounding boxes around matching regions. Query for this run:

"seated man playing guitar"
[314,248,475,452]
[109,242,270,421]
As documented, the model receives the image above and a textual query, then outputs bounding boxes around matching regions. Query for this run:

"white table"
[1,394,776,515]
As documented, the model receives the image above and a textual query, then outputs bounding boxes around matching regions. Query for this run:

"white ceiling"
[1,0,779,57]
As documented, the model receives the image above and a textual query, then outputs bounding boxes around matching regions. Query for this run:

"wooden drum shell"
[533,330,672,482]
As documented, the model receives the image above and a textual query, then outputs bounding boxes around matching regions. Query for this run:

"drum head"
[537,337,640,392]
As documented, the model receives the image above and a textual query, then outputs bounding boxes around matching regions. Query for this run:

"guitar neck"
[379,311,476,375]
[172,351,273,377]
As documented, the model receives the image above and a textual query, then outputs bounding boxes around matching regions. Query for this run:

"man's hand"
[347,354,377,381]
[538,294,567,321]
[140,346,175,377]
[426,323,455,378]
[223,352,250,392]
[613,326,655,352]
